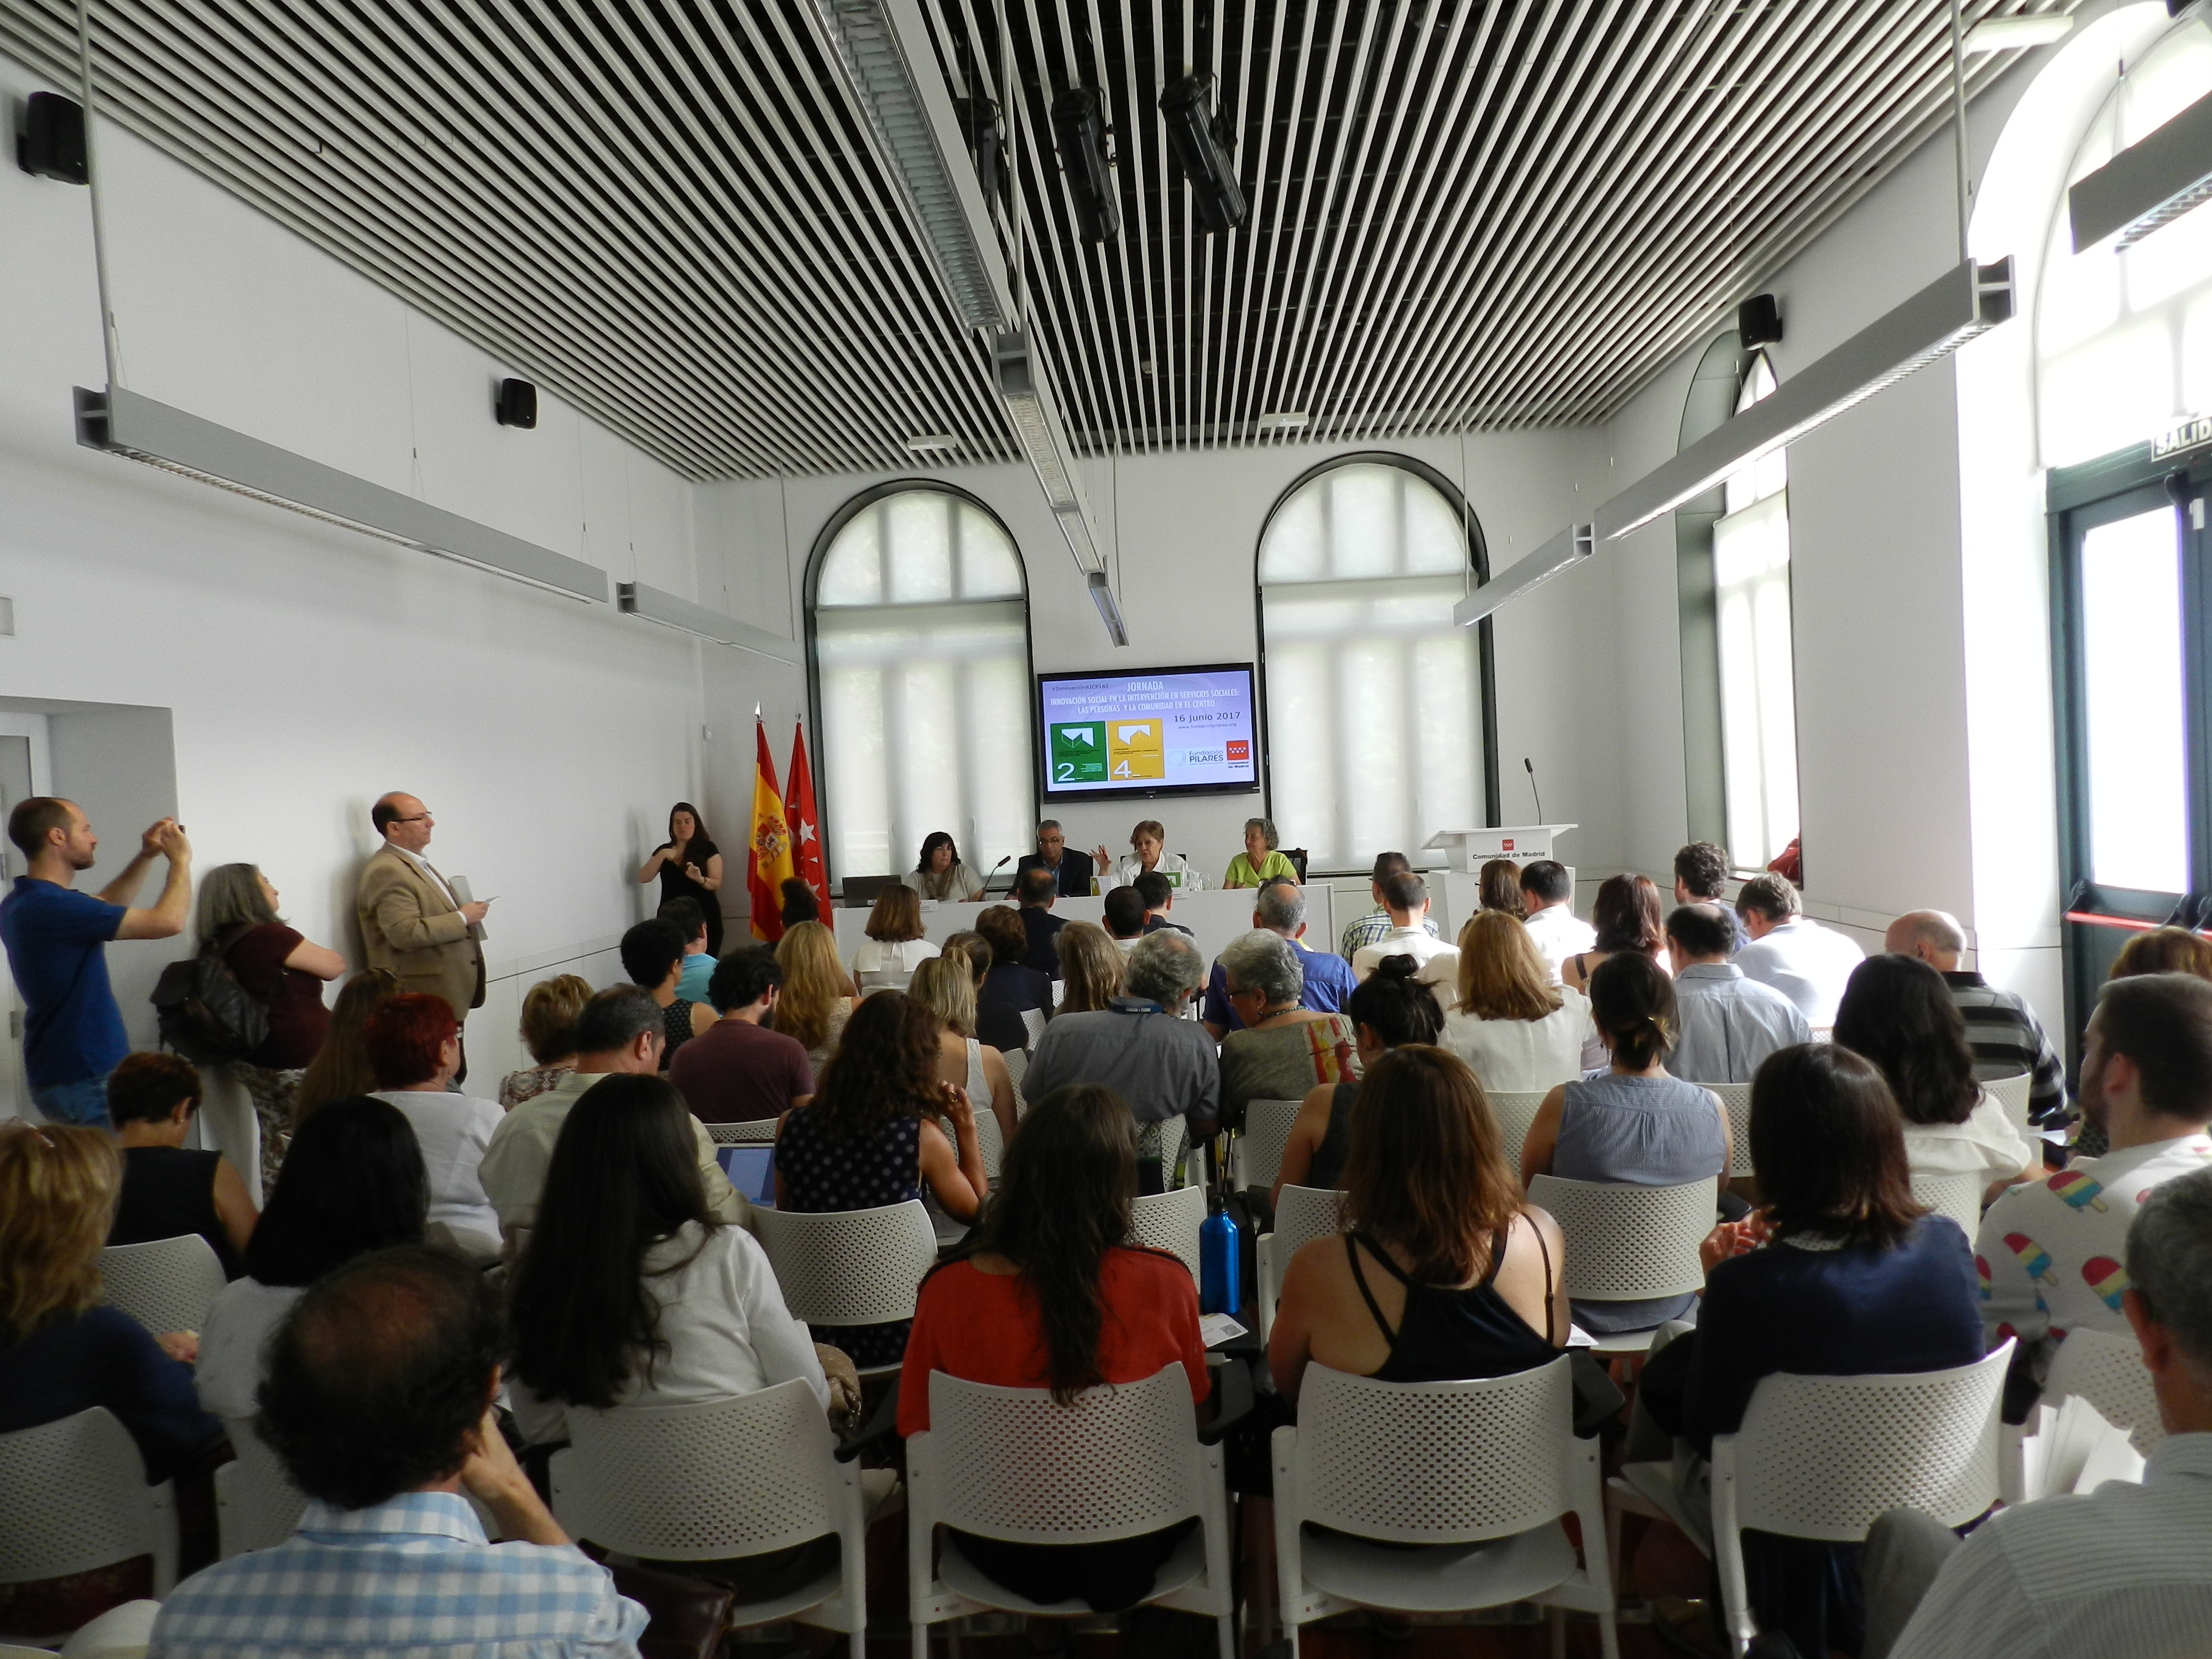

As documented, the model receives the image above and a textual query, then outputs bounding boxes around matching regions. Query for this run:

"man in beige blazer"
[357,792,491,1053]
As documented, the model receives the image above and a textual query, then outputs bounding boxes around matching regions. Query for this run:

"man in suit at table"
[358,792,491,1074]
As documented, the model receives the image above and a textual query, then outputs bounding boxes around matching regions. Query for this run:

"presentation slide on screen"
[1039,667,1258,795]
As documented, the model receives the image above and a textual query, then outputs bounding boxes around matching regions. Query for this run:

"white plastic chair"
[0,1410,177,1641]
[213,1417,306,1559]
[1707,1083,1754,1177]
[1527,1175,1717,1353]
[751,1200,937,1377]
[1003,1047,1028,1118]
[1254,1185,1345,1345]
[1485,1090,1550,1166]
[1985,1071,2033,1130]
[99,1235,227,1336]
[1019,1006,1047,1052]
[1910,1170,1983,1240]
[973,1102,1004,1179]
[1131,1184,1206,1286]
[1272,1358,1616,1658]
[550,1382,867,1639]
[907,1364,1234,1659]
[706,1118,778,1145]
[1238,1097,1305,1194]
[2043,1326,2163,1450]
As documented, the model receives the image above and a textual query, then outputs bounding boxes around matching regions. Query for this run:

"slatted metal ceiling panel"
[0,1,2068,480]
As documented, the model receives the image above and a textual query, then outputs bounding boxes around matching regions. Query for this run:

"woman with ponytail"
[1520,952,1730,1333]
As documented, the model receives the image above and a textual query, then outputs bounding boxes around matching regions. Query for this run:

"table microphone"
[980,854,1013,896]
[1524,757,1544,822]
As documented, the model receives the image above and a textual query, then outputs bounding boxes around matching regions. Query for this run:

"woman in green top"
[1222,817,1300,889]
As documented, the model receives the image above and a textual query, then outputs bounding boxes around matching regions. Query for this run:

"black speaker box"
[495,378,538,429]
[17,91,87,185]
[1738,293,1783,348]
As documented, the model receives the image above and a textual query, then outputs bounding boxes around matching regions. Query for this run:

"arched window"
[1257,460,1495,872]
[808,487,1034,882]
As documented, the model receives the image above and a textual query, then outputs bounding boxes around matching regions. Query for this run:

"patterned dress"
[775,1108,926,1368]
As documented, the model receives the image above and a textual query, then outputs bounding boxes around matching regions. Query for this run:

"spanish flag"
[748,718,795,942]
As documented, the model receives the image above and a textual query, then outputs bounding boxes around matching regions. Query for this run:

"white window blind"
[813,490,1034,880]
[1258,462,1486,872]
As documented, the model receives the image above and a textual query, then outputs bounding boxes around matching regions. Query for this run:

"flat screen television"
[1036,662,1261,802]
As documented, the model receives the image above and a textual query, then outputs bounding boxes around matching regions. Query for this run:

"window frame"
[1250,452,1500,875]
[802,479,1037,896]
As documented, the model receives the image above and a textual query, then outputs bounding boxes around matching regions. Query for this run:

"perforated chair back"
[1003,1047,1029,1118]
[1528,1175,1715,1302]
[1240,1097,1304,1192]
[1130,1184,1206,1285]
[99,1236,227,1337]
[1485,1091,1549,1165]
[973,1103,1004,1178]
[1255,1186,1347,1344]
[1020,1008,1047,1052]
[2044,1327,2163,1449]
[0,1410,176,1607]
[707,1118,779,1145]
[1985,1072,2033,1130]
[1909,1171,1982,1240]
[213,1418,306,1559]
[751,1200,936,1327]
[1707,1083,1754,1176]
[1138,1115,1191,1188]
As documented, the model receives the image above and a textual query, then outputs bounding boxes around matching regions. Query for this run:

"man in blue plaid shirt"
[150,1247,646,1658]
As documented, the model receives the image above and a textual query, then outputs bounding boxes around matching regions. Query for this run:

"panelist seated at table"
[1092,819,1205,894]
[1015,819,1093,899]
[901,831,986,904]
[1222,817,1300,890]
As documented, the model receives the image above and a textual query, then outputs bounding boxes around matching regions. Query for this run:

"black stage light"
[954,97,1005,211]
[16,91,87,184]
[1159,71,1246,233]
[1738,293,1783,348]
[1052,86,1119,243]
[495,378,539,429]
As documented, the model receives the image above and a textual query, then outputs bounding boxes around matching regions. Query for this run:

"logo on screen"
[1227,740,1250,764]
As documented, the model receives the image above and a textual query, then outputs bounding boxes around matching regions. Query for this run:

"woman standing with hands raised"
[637,802,724,957]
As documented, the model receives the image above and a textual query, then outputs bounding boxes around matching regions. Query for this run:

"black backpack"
[151,940,269,1065]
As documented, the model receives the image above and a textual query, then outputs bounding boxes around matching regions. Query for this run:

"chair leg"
[1598,1609,1621,1659]
[911,1619,931,1659]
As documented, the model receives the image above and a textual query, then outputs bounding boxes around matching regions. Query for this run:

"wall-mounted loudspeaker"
[1738,293,1783,348]
[1052,87,1119,243]
[16,91,87,184]
[495,378,538,429]
[1159,72,1246,233]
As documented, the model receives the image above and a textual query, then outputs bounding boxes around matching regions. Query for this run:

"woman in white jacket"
[1091,818,1206,893]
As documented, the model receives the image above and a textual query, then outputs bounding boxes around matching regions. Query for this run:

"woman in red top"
[899,1082,1206,1621]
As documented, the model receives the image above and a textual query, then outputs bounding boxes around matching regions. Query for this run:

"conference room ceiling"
[0,1,2070,481]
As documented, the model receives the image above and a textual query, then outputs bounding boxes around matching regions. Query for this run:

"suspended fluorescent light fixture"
[1453,525,1593,628]
[804,0,1014,330]
[2070,85,2212,252]
[1963,14,2073,51]
[617,582,802,665]
[904,432,961,453]
[1256,410,1310,432]
[992,327,1107,565]
[1087,570,1129,646]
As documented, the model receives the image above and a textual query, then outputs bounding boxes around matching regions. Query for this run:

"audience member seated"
[1102,885,1149,954]
[1833,954,2036,1201]
[197,862,343,1194]
[291,966,399,1120]
[196,1095,428,1421]
[1276,958,1444,1200]
[364,994,503,1260]
[776,992,987,1367]
[939,928,1008,1055]
[905,830,984,902]
[498,973,591,1108]
[1886,909,2069,1131]
[1978,974,2212,1379]
[2077,928,2212,1160]
[1478,857,1525,919]
[899,1083,1207,1616]
[508,1074,829,1457]
[106,1052,255,1279]
[1013,867,1067,975]
[1733,870,1864,1027]
[1350,871,1458,999]
[1222,816,1298,889]
[1560,872,1667,996]
[1092,818,1204,893]
[1134,869,1192,936]
[910,952,1019,1147]
[1216,931,1355,1131]
[1521,953,1729,1335]
[480,987,743,1249]
[779,875,822,931]
[1630,1045,1983,1659]
[1439,911,1593,1095]
[853,884,939,990]
[1201,878,1354,1037]
[669,945,815,1126]
[972,904,1052,1052]
[0,1123,223,1483]
[1054,921,1126,1014]
[1339,851,1442,961]
[1873,1167,2212,1659]
[1026,931,1219,1193]
[1269,1046,1567,1403]
[1016,818,1093,899]
[659,896,716,1003]
[770,919,856,1068]
[620,917,714,1070]
[1664,901,1809,1083]
[1672,840,1749,953]
[149,1247,646,1659]
[1517,858,1594,980]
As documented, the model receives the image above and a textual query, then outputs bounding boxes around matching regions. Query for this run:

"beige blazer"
[356,843,484,1018]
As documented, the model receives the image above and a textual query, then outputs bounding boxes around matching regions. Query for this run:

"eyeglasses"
[390,812,432,824]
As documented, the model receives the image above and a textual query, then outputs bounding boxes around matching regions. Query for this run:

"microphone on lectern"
[1524,757,1544,822]
[980,854,1014,896]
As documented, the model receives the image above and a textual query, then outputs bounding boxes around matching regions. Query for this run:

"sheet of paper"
[448,874,488,942]
[1198,1312,1247,1348]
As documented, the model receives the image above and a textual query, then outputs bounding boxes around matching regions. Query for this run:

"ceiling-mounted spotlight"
[15,91,86,184]
[904,432,961,453]
[1158,71,1246,233]
[1052,87,1120,242]
[1738,293,1783,348]
[1963,14,2074,51]
[953,96,1004,211]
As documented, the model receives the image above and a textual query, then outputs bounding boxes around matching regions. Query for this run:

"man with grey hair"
[1866,1166,2212,1658]
[1201,878,1353,1037]
[1016,818,1091,898]
[1023,930,1218,1192]
[1886,907,2069,1130]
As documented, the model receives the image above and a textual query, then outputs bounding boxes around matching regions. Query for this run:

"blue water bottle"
[1199,1139,1240,1317]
